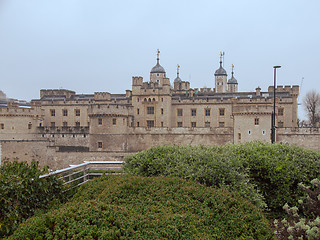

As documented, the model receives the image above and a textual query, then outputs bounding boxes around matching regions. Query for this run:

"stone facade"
[1,52,318,169]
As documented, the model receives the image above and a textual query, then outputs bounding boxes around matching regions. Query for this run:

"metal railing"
[39,161,124,190]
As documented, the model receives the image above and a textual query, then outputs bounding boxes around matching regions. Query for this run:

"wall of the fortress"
[277,128,320,152]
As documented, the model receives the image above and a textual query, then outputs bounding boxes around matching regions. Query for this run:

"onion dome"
[228,65,238,84]
[174,64,182,82]
[150,50,166,73]
[214,60,227,76]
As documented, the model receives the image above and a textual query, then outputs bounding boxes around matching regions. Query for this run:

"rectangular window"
[254,118,259,126]
[0,123,4,129]
[75,109,80,116]
[177,109,183,116]
[28,123,32,129]
[177,122,183,127]
[75,121,80,127]
[191,122,197,127]
[147,120,154,128]
[205,109,211,116]
[137,108,140,115]
[98,118,102,125]
[113,118,117,125]
[50,109,55,116]
[98,142,103,149]
[147,106,154,114]
[63,109,68,116]
[51,122,55,127]
[278,108,284,116]
[219,109,225,116]
[278,121,284,128]
[63,121,68,127]
[137,122,140,127]
[219,122,225,127]
[191,109,197,116]
[161,121,164,127]
[161,108,164,115]
[205,122,210,127]
[238,133,241,140]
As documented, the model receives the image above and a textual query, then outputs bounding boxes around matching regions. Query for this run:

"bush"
[8,175,275,239]
[0,161,64,237]
[231,142,320,216]
[124,143,320,216]
[274,179,320,239]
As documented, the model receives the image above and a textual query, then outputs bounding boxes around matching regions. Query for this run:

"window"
[248,130,251,135]
[219,109,225,116]
[219,122,225,127]
[98,118,102,125]
[137,108,140,115]
[262,130,266,135]
[161,98,163,102]
[113,118,117,125]
[191,122,197,127]
[147,106,154,114]
[278,108,284,116]
[238,133,241,140]
[50,109,55,116]
[28,123,32,129]
[191,109,197,116]
[75,121,80,127]
[254,118,259,126]
[137,98,140,102]
[75,109,80,116]
[205,109,211,116]
[63,121,68,127]
[278,121,284,128]
[51,122,55,127]
[177,109,183,116]
[161,122,163,127]
[98,142,103,149]
[161,108,164,115]
[177,122,183,127]
[137,122,140,127]
[0,123,4,129]
[147,120,154,128]
[205,122,210,127]
[63,109,68,116]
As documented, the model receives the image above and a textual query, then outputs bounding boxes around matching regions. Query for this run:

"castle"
[0,51,319,169]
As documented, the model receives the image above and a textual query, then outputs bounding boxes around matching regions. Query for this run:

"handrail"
[39,161,125,189]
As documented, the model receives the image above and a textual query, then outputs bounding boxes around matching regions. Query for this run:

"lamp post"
[272,65,281,143]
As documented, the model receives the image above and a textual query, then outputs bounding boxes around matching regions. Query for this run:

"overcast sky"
[0,0,319,119]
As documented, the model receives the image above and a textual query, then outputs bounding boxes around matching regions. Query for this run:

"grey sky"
[0,0,319,119]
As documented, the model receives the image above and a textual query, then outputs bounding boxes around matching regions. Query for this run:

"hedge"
[8,175,275,240]
[124,142,320,216]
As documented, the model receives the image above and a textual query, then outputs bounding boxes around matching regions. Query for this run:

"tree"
[303,90,320,127]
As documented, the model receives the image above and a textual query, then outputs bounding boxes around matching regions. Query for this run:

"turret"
[214,52,228,93]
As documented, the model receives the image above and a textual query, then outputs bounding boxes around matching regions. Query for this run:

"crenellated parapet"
[94,92,111,101]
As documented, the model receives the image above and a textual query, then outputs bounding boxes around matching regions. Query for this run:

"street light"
[272,65,281,143]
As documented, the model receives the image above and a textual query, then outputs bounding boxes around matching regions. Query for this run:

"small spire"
[177,64,180,77]
[232,64,234,77]
[157,49,160,64]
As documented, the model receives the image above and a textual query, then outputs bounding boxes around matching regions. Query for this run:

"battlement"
[94,92,111,101]
[132,76,143,86]
[40,89,75,99]
[268,85,299,95]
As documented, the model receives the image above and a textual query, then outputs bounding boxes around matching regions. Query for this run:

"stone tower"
[150,49,166,86]
[227,64,238,93]
[214,53,228,93]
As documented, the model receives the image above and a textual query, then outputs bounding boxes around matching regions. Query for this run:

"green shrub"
[0,161,64,237]
[124,143,320,216]
[274,179,320,239]
[231,142,320,216]
[9,175,275,239]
